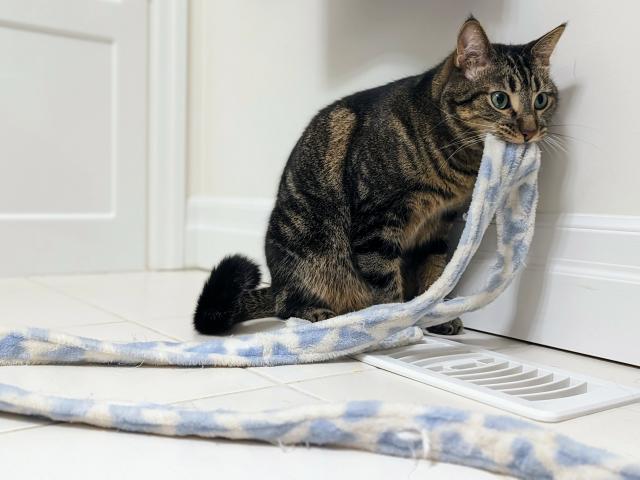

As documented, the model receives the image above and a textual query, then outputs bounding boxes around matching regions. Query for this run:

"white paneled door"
[0,0,147,276]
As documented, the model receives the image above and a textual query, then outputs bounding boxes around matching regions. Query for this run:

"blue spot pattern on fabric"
[309,419,355,444]
[296,326,330,349]
[344,401,380,422]
[377,430,423,457]
[508,438,553,479]
[555,434,613,466]
[0,334,26,360]
[438,431,497,470]
[185,340,227,355]
[416,407,469,429]
[175,409,228,436]
[484,415,539,432]
[240,419,297,440]
[236,344,263,358]
[50,397,94,421]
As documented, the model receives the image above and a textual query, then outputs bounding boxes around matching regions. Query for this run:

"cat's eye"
[490,91,510,110]
[534,92,549,110]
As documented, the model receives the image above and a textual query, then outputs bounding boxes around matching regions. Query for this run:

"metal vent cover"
[355,336,640,422]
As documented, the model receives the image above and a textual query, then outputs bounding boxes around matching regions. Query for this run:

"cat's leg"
[269,261,338,322]
[275,286,337,322]
[425,259,464,335]
[353,230,404,304]
[402,238,464,335]
[268,242,370,322]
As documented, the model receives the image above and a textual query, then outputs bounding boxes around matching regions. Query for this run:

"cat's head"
[443,16,566,144]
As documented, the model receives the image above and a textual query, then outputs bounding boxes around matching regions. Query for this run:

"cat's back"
[279,74,424,186]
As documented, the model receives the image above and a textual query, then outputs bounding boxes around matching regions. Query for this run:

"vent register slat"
[355,336,640,422]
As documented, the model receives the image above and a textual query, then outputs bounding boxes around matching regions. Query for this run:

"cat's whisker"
[542,137,562,156]
[544,135,563,152]
[439,134,488,150]
[547,131,601,151]
[545,135,568,154]
[548,123,600,132]
[542,138,559,154]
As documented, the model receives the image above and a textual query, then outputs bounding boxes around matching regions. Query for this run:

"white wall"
[189,0,640,214]
[187,0,640,364]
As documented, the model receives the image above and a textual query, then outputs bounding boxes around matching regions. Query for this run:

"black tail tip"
[193,255,261,335]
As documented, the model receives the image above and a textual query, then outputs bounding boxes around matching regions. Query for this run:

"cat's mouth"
[495,128,545,145]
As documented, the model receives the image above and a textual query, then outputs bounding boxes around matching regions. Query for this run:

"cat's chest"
[400,188,469,250]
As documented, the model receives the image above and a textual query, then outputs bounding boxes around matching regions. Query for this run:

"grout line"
[27,277,187,341]
[60,320,131,330]
[247,363,375,386]
[27,278,141,321]
[244,366,289,387]
[0,420,58,437]
[121,319,185,342]
[285,383,330,402]
[169,384,279,406]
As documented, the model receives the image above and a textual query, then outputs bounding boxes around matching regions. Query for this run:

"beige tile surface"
[137,315,287,342]
[1,270,638,478]
[0,278,124,329]
[179,385,324,411]
[61,321,176,342]
[251,359,374,384]
[293,368,516,417]
[0,413,49,435]
[32,270,209,322]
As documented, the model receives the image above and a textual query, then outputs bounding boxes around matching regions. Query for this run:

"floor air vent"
[356,336,640,422]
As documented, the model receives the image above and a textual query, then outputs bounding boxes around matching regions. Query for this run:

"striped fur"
[194,16,565,334]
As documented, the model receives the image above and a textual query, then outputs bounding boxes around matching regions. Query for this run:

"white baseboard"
[186,195,640,365]
[186,196,273,272]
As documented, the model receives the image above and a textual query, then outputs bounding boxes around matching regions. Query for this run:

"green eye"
[534,92,549,110]
[490,91,510,110]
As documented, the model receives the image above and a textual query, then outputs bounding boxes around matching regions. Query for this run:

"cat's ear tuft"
[529,23,566,67]
[455,16,492,81]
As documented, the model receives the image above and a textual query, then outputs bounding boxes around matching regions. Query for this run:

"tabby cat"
[193,16,565,335]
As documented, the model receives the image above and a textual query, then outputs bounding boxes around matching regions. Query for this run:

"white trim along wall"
[147,0,188,269]
[186,196,640,366]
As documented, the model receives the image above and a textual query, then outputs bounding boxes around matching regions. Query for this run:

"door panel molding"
[147,0,188,270]
[0,0,147,276]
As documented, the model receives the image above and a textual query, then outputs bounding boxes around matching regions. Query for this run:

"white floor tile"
[32,270,209,322]
[0,413,48,434]
[0,363,273,404]
[179,385,323,411]
[251,360,374,385]
[1,270,636,476]
[137,315,287,342]
[61,321,175,342]
[0,422,509,480]
[293,369,516,417]
[0,278,124,329]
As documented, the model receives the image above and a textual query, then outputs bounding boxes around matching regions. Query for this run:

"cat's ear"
[455,16,492,81]
[529,23,566,67]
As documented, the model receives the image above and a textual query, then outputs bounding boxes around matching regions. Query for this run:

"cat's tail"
[193,255,275,334]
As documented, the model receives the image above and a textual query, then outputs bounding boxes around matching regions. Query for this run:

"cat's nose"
[521,129,537,142]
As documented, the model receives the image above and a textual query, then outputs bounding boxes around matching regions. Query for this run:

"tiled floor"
[0,271,638,479]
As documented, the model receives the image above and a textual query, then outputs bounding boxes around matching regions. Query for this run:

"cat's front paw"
[308,308,337,323]
[426,317,464,335]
